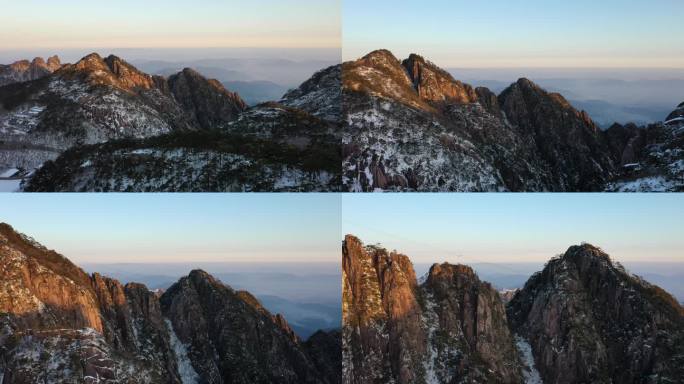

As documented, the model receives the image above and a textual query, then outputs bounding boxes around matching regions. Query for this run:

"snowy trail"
[515,335,543,384]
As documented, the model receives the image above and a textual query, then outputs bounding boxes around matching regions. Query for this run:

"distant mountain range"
[342,50,684,192]
[343,235,684,383]
[0,223,341,383]
[0,53,341,191]
[453,74,684,127]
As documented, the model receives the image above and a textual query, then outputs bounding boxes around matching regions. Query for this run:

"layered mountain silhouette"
[0,223,341,383]
[342,235,684,384]
[0,53,340,191]
[342,50,684,192]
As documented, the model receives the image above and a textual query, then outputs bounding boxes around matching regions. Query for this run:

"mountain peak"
[400,53,478,104]
[31,57,46,66]
[73,52,109,72]
[405,53,426,63]
[508,245,684,383]
[167,67,247,129]
[362,49,399,62]
[427,262,477,283]
[187,268,215,282]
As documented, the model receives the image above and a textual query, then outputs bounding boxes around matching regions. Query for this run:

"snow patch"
[515,335,543,384]
[165,319,200,384]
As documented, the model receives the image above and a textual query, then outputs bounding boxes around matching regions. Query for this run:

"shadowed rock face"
[603,102,684,191]
[0,223,341,384]
[281,64,342,123]
[507,244,684,384]
[342,235,523,384]
[168,68,247,130]
[160,269,338,384]
[498,78,616,191]
[424,263,522,382]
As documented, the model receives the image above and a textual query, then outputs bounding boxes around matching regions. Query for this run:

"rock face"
[160,270,337,384]
[342,49,684,192]
[1,52,339,191]
[0,223,341,383]
[0,222,181,383]
[342,235,523,384]
[604,102,684,191]
[507,244,684,384]
[498,78,615,191]
[281,64,341,123]
[0,56,62,87]
[168,68,246,130]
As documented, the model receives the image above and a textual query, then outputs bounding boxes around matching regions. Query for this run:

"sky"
[0,194,341,264]
[0,0,340,51]
[343,0,684,68]
[342,194,684,264]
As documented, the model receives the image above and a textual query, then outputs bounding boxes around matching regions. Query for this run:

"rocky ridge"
[342,235,524,384]
[0,223,340,383]
[342,49,682,192]
[0,53,340,191]
[344,235,684,384]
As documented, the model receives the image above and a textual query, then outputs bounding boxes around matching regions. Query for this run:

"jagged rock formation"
[168,68,246,130]
[0,52,340,191]
[281,64,341,123]
[160,270,337,384]
[507,244,684,384]
[0,53,227,171]
[0,223,340,383]
[0,222,181,383]
[342,49,683,192]
[0,56,61,87]
[604,102,684,191]
[342,235,524,384]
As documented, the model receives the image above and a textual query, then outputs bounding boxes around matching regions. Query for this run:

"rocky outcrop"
[342,234,523,384]
[281,64,341,122]
[402,54,478,105]
[665,101,684,122]
[160,269,337,384]
[0,56,62,87]
[304,330,342,384]
[168,68,246,130]
[604,103,684,191]
[498,78,616,191]
[507,244,684,384]
[0,223,340,383]
[0,222,181,383]
[423,263,522,383]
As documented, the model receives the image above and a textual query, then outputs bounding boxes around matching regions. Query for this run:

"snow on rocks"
[165,319,200,384]
[515,335,543,384]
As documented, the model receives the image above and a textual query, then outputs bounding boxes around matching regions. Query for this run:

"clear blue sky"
[1,194,341,264]
[342,194,684,263]
[343,0,684,68]
[0,0,340,50]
